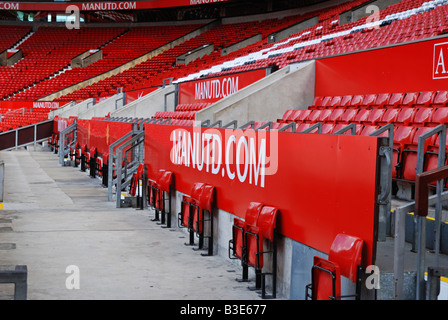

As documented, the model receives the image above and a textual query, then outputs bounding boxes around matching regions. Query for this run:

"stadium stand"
[2,0,448,302]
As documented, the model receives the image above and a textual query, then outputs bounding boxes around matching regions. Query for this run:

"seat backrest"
[257,206,278,242]
[340,95,353,108]
[330,96,342,108]
[318,109,332,122]
[136,163,144,180]
[281,110,293,121]
[387,92,405,107]
[367,108,385,124]
[158,170,173,192]
[199,184,214,212]
[411,127,437,147]
[328,233,364,283]
[431,107,448,125]
[289,110,303,122]
[329,108,344,122]
[396,107,416,125]
[312,256,341,300]
[394,126,416,145]
[361,94,377,107]
[416,91,435,107]
[380,108,400,123]
[374,93,391,107]
[350,95,364,107]
[402,92,419,106]
[312,96,324,107]
[360,125,379,136]
[297,109,312,122]
[245,202,264,227]
[412,107,433,125]
[432,90,448,107]
[308,109,322,122]
[340,109,358,122]
[191,182,205,201]
[321,96,333,108]
[354,109,370,122]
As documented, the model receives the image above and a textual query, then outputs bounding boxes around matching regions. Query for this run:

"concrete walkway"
[0,147,262,300]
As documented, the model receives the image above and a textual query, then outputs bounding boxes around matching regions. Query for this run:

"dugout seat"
[148,169,174,227]
[306,233,364,300]
[178,182,215,256]
[229,202,279,298]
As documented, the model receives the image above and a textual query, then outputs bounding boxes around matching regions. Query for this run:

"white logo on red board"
[434,42,448,79]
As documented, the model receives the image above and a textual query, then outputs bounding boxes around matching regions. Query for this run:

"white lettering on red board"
[0,2,19,10]
[33,102,60,109]
[433,42,448,79]
[190,0,227,5]
[81,1,136,11]
[194,76,239,101]
[170,128,273,188]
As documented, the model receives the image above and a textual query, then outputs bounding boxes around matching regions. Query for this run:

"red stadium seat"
[359,94,377,108]
[377,108,400,126]
[229,202,264,269]
[329,96,342,108]
[155,170,174,226]
[306,233,364,300]
[393,126,417,179]
[336,109,358,124]
[348,95,364,108]
[311,96,324,109]
[400,127,437,181]
[365,108,385,125]
[395,108,416,126]
[178,182,215,255]
[430,91,448,108]
[398,92,419,108]
[410,107,434,127]
[415,91,435,108]
[385,92,406,108]
[371,93,391,109]
[230,202,279,299]
[428,107,448,126]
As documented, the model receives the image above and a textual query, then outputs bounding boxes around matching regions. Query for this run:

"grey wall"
[195,60,315,125]
[110,85,176,119]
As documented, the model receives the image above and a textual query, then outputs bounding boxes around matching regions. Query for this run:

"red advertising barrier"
[178,69,267,104]
[315,36,448,96]
[77,119,133,155]
[0,101,60,111]
[0,0,231,12]
[144,123,379,266]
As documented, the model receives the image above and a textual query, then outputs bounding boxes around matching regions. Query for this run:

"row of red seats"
[56,18,304,101]
[1,26,128,100]
[309,91,448,110]
[10,0,439,103]
[154,111,196,120]
[0,108,52,132]
[175,103,210,111]
[280,106,448,130]
[275,91,448,184]
[5,0,447,104]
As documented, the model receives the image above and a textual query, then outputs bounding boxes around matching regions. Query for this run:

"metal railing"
[0,119,54,151]
[107,126,145,207]
[58,119,77,165]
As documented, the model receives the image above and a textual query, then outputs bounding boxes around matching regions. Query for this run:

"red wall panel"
[77,120,133,155]
[178,69,267,104]
[315,36,448,97]
[144,124,379,265]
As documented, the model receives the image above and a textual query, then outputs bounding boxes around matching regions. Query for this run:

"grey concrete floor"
[0,147,263,300]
